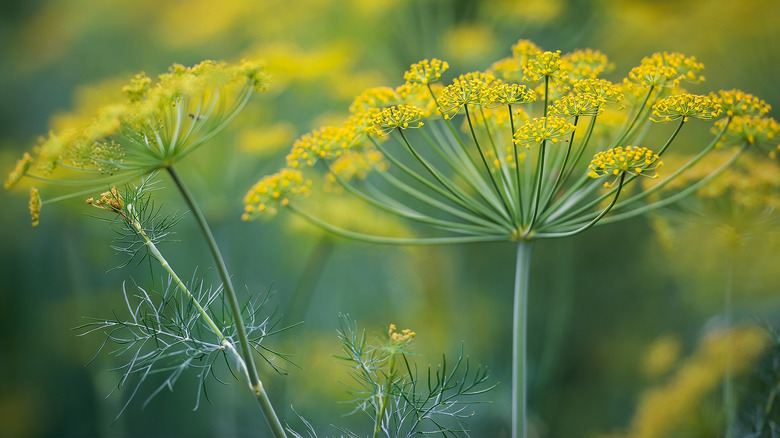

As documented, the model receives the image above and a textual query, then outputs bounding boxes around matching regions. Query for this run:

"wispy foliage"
[287,314,496,438]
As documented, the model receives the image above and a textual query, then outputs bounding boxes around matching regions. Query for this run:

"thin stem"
[509,104,525,220]
[523,140,547,237]
[374,352,397,438]
[513,240,533,438]
[534,172,625,238]
[288,204,508,245]
[166,166,286,438]
[724,250,736,438]
[465,106,514,218]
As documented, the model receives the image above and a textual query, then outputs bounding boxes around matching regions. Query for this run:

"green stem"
[724,250,736,438]
[288,204,508,245]
[535,172,625,238]
[374,352,397,438]
[166,166,286,438]
[513,240,533,438]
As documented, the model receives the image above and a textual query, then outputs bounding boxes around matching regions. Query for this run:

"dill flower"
[6,59,269,223]
[484,82,536,106]
[561,48,615,81]
[388,323,416,344]
[85,186,125,213]
[588,146,662,182]
[349,86,402,115]
[625,64,681,89]
[4,152,33,190]
[403,59,449,86]
[370,104,425,136]
[437,72,496,118]
[549,93,605,117]
[242,168,310,219]
[651,94,722,122]
[710,89,771,117]
[642,52,705,84]
[28,188,41,227]
[512,116,575,149]
[573,79,624,105]
[324,148,387,192]
[511,39,543,64]
[714,115,780,154]
[286,126,352,168]
[522,50,569,85]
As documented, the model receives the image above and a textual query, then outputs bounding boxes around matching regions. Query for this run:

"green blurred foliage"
[1,0,779,436]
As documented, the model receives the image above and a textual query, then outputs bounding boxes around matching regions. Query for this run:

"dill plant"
[288,315,496,438]
[243,39,780,437]
[5,60,293,437]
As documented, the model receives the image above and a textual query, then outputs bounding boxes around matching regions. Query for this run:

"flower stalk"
[513,240,533,438]
[167,166,286,438]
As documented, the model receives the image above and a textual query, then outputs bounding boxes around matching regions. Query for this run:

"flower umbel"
[652,94,722,122]
[403,59,450,86]
[513,116,575,149]
[5,59,268,223]
[588,146,663,182]
[370,105,425,136]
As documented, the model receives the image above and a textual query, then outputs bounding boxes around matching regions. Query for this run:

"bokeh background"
[1,0,780,436]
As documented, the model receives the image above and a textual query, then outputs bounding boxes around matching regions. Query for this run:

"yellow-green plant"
[288,315,495,438]
[243,39,780,437]
[4,60,293,437]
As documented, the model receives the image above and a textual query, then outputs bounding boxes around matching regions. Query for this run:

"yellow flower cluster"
[511,39,543,62]
[8,59,268,193]
[324,149,387,192]
[388,323,416,344]
[588,146,662,184]
[522,50,569,84]
[512,116,575,149]
[642,52,705,83]
[714,115,780,153]
[370,104,425,136]
[349,86,402,115]
[86,187,125,213]
[573,79,624,105]
[437,72,497,118]
[4,152,33,190]
[242,169,310,219]
[29,188,41,227]
[624,64,681,89]
[403,59,449,86]
[651,94,722,122]
[561,48,615,81]
[286,127,354,168]
[710,89,771,117]
[484,82,536,106]
[549,93,605,117]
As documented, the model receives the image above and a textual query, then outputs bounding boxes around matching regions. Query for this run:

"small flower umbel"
[245,39,778,438]
[5,59,268,224]
[324,315,494,438]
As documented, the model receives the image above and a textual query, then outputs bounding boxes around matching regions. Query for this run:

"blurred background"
[1,0,779,436]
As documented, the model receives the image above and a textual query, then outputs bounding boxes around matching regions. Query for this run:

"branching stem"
[166,166,286,438]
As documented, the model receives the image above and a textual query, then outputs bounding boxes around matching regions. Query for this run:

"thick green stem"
[513,240,533,438]
[166,166,286,438]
